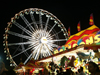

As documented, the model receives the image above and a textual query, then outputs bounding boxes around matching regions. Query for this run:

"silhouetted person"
[79,67,85,75]
[76,69,81,75]
[38,70,43,75]
[0,61,8,75]
[58,67,64,75]
[56,70,60,75]
[88,61,100,75]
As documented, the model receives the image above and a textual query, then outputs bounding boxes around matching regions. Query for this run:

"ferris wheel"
[3,8,68,66]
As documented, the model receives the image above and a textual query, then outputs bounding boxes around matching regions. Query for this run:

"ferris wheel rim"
[3,8,68,67]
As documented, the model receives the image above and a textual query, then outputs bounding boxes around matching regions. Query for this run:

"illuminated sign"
[53,46,66,54]
[53,30,100,54]
[67,34,100,49]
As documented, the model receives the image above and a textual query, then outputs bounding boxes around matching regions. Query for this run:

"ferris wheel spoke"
[33,44,42,60]
[12,45,33,58]
[20,14,35,32]
[29,42,39,47]
[21,45,29,57]
[24,51,33,64]
[13,22,33,36]
[39,12,43,29]
[46,23,57,37]
[49,39,67,42]
[44,44,52,55]
[51,31,62,37]
[12,46,21,56]
[30,11,38,29]
[35,44,43,60]
[44,17,50,30]
[48,43,59,48]
[32,44,42,57]
[34,44,43,60]
[8,42,33,46]
[44,47,51,56]
[29,40,40,47]
[8,31,31,40]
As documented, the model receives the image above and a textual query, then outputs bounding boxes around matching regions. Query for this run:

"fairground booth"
[36,25,100,74]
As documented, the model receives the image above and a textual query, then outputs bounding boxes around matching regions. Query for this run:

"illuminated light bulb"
[40,12,44,15]
[25,11,29,15]
[66,38,68,40]
[6,57,9,60]
[46,14,50,17]
[3,44,5,46]
[54,20,58,24]
[36,11,39,14]
[19,13,24,16]
[61,29,63,31]
[10,64,12,66]
[4,50,6,53]
[50,17,53,20]
[4,36,8,39]
[30,10,34,14]
[10,64,13,66]
[3,37,5,39]
[15,14,19,19]
[64,33,66,35]
[58,24,61,27]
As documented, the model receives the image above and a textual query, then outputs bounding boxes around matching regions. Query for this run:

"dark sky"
[0,1,100,66]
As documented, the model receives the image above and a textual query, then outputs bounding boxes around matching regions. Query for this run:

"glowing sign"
[66,34,100,49]
[53,30,100,55]
[53,46,66,54]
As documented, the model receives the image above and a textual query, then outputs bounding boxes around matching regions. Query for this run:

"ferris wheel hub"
[41,37,47,44]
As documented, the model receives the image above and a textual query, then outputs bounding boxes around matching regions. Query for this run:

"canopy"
[65,25,100,45]
[25,58,47,69]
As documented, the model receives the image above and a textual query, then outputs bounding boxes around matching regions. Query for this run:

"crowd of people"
[0,61,100,75]
[37,61,100,75]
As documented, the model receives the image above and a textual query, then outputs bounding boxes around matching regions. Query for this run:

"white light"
[41,37,48,44]
[50,17,53,20]
[58,24,61,27]
[36,11,39,14]
[25,11,29,15]
[4,50,6,53]
[61,29,63,31]
[40,12,44,15]
[54,20,58,24]
[6,57,9,60]
[46,15,50,17]
[98,49,100,52]
[64,33,66,35]
[10,64,12,66]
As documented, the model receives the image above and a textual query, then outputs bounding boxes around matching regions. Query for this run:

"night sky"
[0,1,100,67]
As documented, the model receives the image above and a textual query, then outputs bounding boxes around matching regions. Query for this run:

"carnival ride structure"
[3,8,68,66]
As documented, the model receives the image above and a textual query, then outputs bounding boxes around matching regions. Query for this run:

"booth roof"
[66,25,100,45]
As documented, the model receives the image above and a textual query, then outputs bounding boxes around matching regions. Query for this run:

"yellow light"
[86,36,93,44]
[94,34,100,43]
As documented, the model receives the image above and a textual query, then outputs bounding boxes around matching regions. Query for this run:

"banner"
[89,13,94,25]
[77,21,81,32]
[68,27,70,36]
